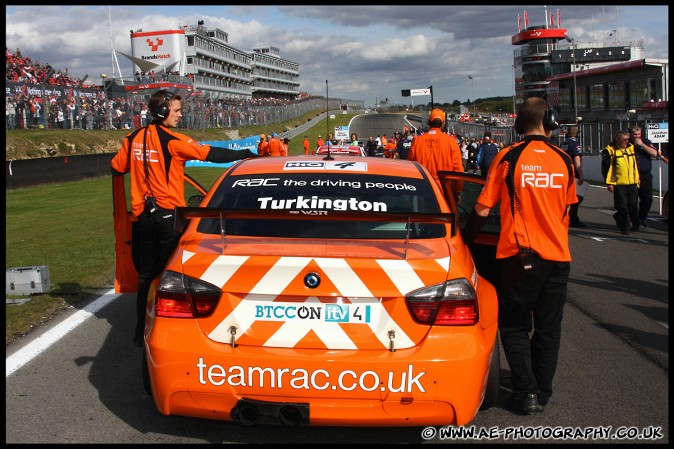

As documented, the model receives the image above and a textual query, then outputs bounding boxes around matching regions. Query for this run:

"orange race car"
[113,155,501,427]
[315,144,367,157]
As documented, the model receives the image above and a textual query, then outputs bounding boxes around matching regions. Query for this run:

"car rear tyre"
[142,347,152,397]
[480,335,500,410]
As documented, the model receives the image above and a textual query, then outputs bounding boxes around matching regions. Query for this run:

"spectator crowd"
[357,125,506,171]
[6,47,324,132]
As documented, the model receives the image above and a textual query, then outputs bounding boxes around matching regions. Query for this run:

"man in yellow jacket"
[604,130,640,234]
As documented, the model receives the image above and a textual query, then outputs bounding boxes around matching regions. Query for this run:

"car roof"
[230,155,425,178]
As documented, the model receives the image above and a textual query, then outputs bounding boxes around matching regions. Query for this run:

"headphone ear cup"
[543,107,559,131]
[152,91,174,119]
[153,103,168,119]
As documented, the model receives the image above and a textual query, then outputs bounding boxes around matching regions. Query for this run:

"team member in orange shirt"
[463,97,576,415]
[384,137,397,158]
[303,136,310,155]
[281,137,289,156]
[408,108,464,186]
[257,134,269,157]
[267,132,283,156]
[110,89,257,346]
[316,135,325,150]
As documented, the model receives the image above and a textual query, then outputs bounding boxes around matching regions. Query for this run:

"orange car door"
[113,173,208,293]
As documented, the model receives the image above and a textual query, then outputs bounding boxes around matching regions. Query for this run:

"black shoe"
[620,228,630,235]
[569,220,586,228]
[640,219,649,227]
[505,392,545,414]
[631,225,639,232]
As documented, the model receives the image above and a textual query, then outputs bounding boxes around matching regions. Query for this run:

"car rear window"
[197,173,445,239]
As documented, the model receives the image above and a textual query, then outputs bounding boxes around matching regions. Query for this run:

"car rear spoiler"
[174,207,457,259]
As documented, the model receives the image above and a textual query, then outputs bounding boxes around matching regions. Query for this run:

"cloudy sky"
[6,5,668,107]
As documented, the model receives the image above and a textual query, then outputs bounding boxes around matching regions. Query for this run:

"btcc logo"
[521,172,564,188]
[253,303,372,323]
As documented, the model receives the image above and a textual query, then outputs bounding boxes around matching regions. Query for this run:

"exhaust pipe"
[278,405,302,426]
[237,405,260,426]
[231,398,310,426]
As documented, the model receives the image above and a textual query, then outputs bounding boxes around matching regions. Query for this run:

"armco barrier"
[5,112,331,190]
[6,153,116,189]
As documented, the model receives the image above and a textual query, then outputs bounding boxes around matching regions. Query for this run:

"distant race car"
[112,155,502,427]
[315,144,367,156]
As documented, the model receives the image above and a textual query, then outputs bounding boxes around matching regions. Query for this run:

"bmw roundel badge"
[304,272,321,289]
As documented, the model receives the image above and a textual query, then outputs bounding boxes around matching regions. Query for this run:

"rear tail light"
[155,271,221,318]
[405,278,478,325]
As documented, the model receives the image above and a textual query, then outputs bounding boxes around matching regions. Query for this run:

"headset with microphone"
[151,89,179,119]
[514,102,559,134]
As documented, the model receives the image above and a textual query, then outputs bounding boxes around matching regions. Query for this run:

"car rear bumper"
[145,319,497,426]
[167,392,459,427]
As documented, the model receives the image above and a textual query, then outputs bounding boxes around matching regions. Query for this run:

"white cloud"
[5,5,668,105]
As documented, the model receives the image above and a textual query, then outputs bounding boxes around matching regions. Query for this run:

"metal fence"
[448,119,668,155]
[150,96,346,132]
[5,78,355,133]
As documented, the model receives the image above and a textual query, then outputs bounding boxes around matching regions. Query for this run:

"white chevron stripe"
[434,256,451,272]
[250,257,312,295]
[181,250,196,263]
[206,256,434,350]
[376,259,425,296]
[209,256,310,342]
[200,255,249,288]
[314,258,372,297]
[208,293,274,342]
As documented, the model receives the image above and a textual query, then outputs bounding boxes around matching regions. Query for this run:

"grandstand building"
[121,21,300,101]
[249,45,300,99]
[512,7,668,123]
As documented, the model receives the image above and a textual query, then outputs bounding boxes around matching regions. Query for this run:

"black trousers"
[569,183,584,223]
[637,171,653,221]
[569,196,583,222]
[613,184,639,231]
[498,253,570,405]
[132,207,182,335]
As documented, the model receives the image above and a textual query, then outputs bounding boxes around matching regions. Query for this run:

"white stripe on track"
[6,289,119,377]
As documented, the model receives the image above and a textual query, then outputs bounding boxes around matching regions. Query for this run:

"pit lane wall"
[5,111,333,189]
[6,153,116,189]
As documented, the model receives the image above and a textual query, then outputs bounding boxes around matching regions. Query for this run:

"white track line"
[6,289,120,377]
